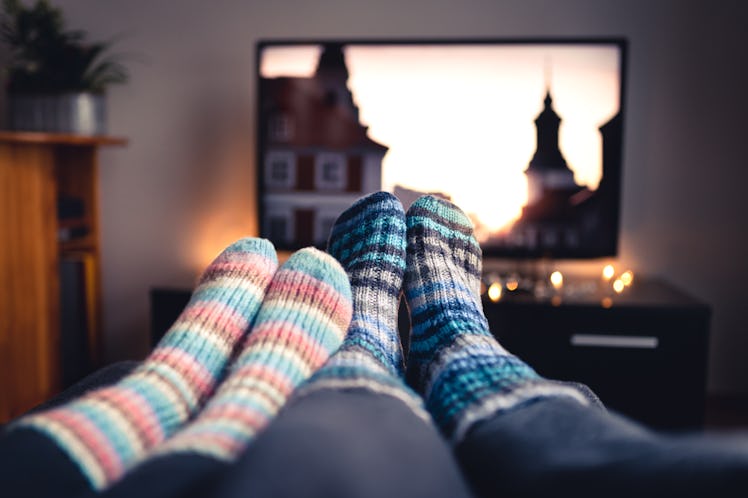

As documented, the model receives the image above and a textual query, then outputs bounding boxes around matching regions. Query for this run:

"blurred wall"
[48,0,748,394]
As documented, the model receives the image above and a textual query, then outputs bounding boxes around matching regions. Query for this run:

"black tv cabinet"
[151,277,710,432]
[480,277,711,431]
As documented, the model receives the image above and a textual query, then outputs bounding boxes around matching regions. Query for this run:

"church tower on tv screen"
[524,91,580,205]
[490,89,587,254]
[491,87,620,257]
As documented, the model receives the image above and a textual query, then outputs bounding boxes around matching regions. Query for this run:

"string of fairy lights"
[483,264,635,306]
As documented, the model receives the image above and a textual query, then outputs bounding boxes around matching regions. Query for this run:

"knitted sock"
[12,238,278,490]
[405,195,589,443]
[149,247,352,461]
[79,248,352,498]
[296,192,426,417]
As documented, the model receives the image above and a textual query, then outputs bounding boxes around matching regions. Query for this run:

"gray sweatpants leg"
[213,388,474,498]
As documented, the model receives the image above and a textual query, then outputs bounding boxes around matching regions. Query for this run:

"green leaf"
[1,0,129,93]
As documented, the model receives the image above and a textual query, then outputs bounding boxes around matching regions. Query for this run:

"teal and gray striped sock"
[405,195,589,443]
[297,192,426,416]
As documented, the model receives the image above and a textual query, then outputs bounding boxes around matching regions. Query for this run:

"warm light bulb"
[601,297,613,308]
[506,279,519,292]
[550,271,563,289]
[487,282,503,302]
[602,264,615,281]
[621,270,634,286]
[613,279,625,293]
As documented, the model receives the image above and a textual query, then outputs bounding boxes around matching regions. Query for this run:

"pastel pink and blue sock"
[405,195,589,442]
[12,238,278,489]
[148,247,352,461]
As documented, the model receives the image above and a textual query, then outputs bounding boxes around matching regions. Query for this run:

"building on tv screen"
[258,41,623,257]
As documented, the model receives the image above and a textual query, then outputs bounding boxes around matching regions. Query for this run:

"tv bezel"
[255,37,628,260]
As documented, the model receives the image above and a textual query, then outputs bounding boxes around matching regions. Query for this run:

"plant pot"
[7,93,107,135]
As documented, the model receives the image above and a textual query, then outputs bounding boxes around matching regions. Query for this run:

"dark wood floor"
[705,395,748,432]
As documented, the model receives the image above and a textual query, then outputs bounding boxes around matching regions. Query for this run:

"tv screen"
[257,38,626,259]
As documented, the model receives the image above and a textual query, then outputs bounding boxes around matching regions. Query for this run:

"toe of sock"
[406,195,474,234]
[336,192,403,224]
[284,247,352,301]
[327,192,406,267]
[223,238,277,260]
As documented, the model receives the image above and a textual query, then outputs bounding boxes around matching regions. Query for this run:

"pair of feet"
[13,192,587,492]
[310,192,589,442]
[16,240,354,489]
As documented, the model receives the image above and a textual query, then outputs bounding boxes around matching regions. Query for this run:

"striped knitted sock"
[13,238,278,489]
[296,192,426,417]
[405,196,589,443]
[148,247,352,461]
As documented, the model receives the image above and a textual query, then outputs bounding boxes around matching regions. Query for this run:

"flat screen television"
[256,38,626,259]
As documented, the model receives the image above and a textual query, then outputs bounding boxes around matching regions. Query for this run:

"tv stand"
[479,276,711,430]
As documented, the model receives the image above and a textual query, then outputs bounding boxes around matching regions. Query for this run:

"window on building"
[323,162,340,182]
[265,151,295,189]
[270,161,289,182]
[565,230,580,247]
[542,230,559,247]
[315,153,346,190]
[269,114,294,142]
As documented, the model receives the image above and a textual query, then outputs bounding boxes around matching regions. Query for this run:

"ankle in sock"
[149,247,352,461]
[296,192,427,417]
[405,195,589,442]
[14,238,278,489]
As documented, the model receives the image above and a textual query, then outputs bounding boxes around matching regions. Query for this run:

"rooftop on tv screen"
[257,38,627,259]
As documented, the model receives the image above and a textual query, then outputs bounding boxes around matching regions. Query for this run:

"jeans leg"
[456,396,748,498]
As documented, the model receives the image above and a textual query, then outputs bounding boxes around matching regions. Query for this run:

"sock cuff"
[328,194,406,267]
[15,409,123,489]
[299,379,433,425]
[331,191,403,226]
[295,354,432,426]
[449,380,593,444]
[406,195,473,230]
[195,239,277,290]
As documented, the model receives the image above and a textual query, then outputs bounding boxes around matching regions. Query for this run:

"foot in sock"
[297,192,426,416]
[404,195,589,442]
[148,247,352,461]
[11,238,278,490]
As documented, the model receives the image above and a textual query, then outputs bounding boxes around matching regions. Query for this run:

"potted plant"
[1,0,128,134]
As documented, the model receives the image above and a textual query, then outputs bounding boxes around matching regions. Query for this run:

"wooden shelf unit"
[0,131,126,422]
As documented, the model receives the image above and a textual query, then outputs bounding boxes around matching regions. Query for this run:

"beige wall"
[47,0,748,394]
